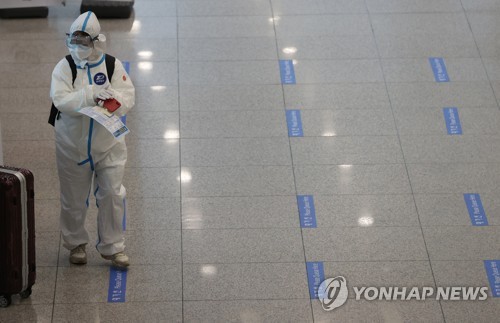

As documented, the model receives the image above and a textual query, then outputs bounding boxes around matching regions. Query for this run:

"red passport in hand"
[103,98,121,112]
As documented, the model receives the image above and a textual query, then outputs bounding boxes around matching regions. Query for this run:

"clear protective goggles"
[65,32,98,49]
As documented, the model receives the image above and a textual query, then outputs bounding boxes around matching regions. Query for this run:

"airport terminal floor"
[2,0,500,322]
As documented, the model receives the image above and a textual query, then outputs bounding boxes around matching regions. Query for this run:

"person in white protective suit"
[50,11,135,267]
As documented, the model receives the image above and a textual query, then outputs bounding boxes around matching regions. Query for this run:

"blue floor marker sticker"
[286,110,303,137]
[464,194,488,226]
[307,262,325,299]
[280,60,296,84]
[298,195,317,228]
[443,107,462,135]
[484,260,500,297]
[429,57,449,82]
[108,267,128,302]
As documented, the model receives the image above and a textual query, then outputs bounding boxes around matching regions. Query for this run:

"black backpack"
[48,54,116,126]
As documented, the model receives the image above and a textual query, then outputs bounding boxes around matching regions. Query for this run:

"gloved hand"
[93,86,115,103]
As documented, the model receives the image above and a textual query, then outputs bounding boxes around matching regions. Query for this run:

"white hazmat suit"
[50,12,135,256]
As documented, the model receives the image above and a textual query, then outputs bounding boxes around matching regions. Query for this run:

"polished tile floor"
[1,0,500,322]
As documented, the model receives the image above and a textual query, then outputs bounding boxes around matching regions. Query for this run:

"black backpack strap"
[105,54,116,82]
[65,55,77,85]
[48,55,77,126]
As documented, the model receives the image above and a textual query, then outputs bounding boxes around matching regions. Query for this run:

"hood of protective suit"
[68,11,107,68]
[70,11,100,39]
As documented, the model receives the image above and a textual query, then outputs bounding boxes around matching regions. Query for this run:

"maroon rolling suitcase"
[0,166,36,308]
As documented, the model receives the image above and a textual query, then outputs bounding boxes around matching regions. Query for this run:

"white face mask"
[69,45,93,67]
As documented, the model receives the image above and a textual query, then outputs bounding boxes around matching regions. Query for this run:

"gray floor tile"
[284,83,390,110]
[180,110,287,138]
[183,263,309,300]
[416,193,500,226]
[179,16,275,38]
[294,164,411,195]
[133,0,177,17]
[441,299,500,323]
[290,136,404,165]
[124,167,180,198]
[482,58,500,81]
[0,113,54,141]
[0,304,53,323]
[183,228,304,263]
[182,196,299,229]
[472,33,500,58]
[0,40,66,64]
[0,87,50,114]
[37,231,60,267]
[423,226,500,260]
[32,167,59,200]
[275,15,372,38]
[371,13,471,35]
[303,227,428,261]
[0,63,53,88]
[393,107,500,136]
[312,300,444,323]
[2,140,55,169]
[180,166,296,197]
[134,86,179,112]
[407,163,500,194]
[184,300,313,323]
[10,267,56,306]
[366,0,462,13]
[53,302,182,323]
[382,58,488,83]
[466,12,500,35]
[431,261,492,293]
[101,18,177,39]
[181,137,291,166]
[128,61,178,86]
[126,139,179,167]
[386,82,497,108]
[179,37,277,61]
[376,33,479,58]
[462,0,500,11]
[55,265,182,303]
[277,35,378,60]
[313,194,419,227]
[126,263,182,303]
[35,199,60,233]
[300,109,397,136]
[106,38,177,62]
[177,0,271,16]
[294,60,384,83]
[272,0,367,15]
[126,111,179,139]
[179,61,280,85]
[126,197,181,230]
[400,135,500,163]
[323,261,435,298]
[180,85,284,111]
[125,230,181,265]
[0,17,72,40]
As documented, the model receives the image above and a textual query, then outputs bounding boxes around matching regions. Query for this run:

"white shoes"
[101,252,130,268]
[69,244,87,265]
[70,244,130,268]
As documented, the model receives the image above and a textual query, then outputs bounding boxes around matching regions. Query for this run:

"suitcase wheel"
[0,294,11,308]
[19,286,32,299]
